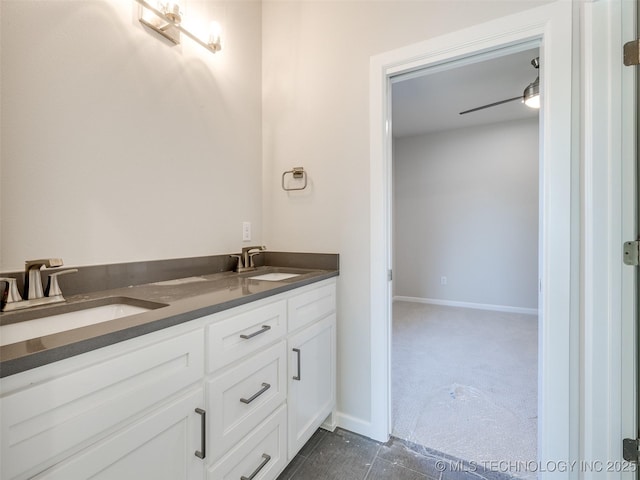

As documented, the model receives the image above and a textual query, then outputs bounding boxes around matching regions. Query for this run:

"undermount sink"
[247,272,302,281]
[0,297,167,347]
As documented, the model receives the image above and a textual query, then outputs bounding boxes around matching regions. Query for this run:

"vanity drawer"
[207,341,286,461]
[208,405,287,480]
[208,300,286,372]
[288,282,336,332]
[0,328,204,480]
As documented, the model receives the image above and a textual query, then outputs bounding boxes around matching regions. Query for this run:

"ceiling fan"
[459,57,540,115]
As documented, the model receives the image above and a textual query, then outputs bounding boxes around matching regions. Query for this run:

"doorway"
[369,1,576,470]
[390,47,540,475]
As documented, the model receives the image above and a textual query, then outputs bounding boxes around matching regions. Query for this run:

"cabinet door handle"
[240,382,271,404]
[292,348,301,381]
[240,453,272,480]
[194,408,206,459]
[240,325,271,339]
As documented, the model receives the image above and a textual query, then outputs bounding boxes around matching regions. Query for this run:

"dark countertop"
[0,266,338,378]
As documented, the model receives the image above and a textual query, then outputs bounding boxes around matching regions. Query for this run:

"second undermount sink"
[247,272,302,281]
[0,297,167,347]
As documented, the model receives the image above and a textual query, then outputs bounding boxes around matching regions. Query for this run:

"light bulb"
[164,1,182,23]
[524,94,540,109]
[208,21,222,49]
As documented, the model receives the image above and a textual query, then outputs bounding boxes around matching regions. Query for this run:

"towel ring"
[282,167,308,191]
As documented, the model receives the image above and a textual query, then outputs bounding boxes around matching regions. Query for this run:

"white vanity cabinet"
[0,276,337,480]
[205,278,336,479]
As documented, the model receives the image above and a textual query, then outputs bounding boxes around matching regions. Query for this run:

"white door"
[623,0,640,469]
[628,25,640,469]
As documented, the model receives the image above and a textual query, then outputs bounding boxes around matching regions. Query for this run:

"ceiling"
[392,47,540,138]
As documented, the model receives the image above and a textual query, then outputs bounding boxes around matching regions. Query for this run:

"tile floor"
[277,428,517,480]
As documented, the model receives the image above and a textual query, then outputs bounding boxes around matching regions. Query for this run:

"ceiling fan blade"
[459,96,522,115]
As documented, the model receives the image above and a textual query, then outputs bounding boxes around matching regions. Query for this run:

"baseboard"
[393,296,538,315]
[334,411,376,439]
[321,411,338,432]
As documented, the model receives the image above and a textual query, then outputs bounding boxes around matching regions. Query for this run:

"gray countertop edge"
[0,270,338,378]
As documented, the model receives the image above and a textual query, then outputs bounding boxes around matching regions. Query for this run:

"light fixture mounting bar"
[134,0,222,54]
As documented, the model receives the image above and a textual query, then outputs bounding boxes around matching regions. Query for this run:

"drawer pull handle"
[240,382,271,404]
[195,408,206,459]
[292,348,301,381]
[241,453,272,480]
[240,325,271,339]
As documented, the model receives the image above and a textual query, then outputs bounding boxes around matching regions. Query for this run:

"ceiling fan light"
[523,76,540,109]
[524,95,540,109]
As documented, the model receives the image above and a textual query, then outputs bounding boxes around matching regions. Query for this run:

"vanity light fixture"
[135,0,222,54]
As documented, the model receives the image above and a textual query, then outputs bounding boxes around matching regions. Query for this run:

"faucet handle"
[25,258,64,270]
[45,269,78,297]
[248,252,263,268]
[241,245,266,254]
[230,254,244,271]
[0,277,22,305]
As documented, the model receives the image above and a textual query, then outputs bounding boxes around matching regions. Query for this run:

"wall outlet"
[440,276,447,286]
[242,221,251,241]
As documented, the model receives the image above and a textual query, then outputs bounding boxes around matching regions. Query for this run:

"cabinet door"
[287,313,336,459]
[34,388,206,480]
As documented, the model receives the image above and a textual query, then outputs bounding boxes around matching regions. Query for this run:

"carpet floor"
[391,301,538,480]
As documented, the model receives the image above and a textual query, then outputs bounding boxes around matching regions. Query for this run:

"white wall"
[1,0,262,271]
[262,0,552,429]
[393,118,539,310]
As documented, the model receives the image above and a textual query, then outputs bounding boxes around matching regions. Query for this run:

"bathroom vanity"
[0,257,338,480]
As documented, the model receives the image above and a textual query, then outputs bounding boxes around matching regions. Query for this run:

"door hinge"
[623,39,640,66]
[388,269,392,281]
[623,438,639,463]
[623,240,640,266]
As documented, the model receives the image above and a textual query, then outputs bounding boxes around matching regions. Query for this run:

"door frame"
[369,0,577,471]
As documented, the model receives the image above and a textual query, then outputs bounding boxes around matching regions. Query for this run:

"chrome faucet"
[231,246,266,273]
[0,258,77,312]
